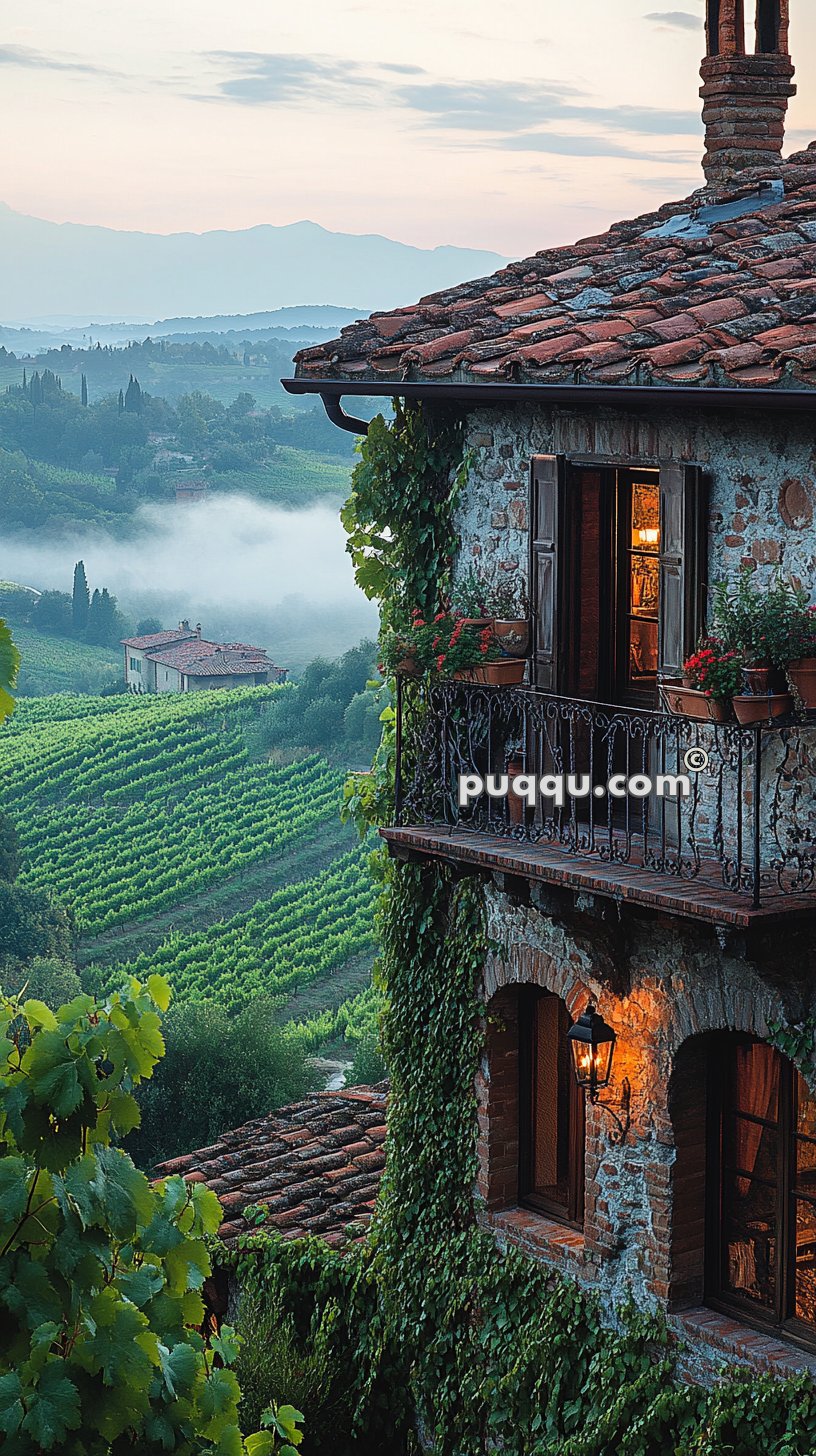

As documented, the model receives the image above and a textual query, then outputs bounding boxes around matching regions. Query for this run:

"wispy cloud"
[0,44,117,77]
[198,51,700,162]
[644,11,701,30]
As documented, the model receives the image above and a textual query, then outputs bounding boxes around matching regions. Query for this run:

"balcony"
[384,680,816,930]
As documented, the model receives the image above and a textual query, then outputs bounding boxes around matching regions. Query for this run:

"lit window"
[520,990,585,1226]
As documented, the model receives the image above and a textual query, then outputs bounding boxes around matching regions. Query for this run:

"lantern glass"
[567,1005,616,1096]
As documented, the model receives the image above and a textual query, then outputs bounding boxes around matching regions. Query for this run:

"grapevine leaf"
[21,1363,81,1450]
[0,1371,24,1437]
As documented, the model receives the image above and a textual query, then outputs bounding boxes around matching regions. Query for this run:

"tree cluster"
[29,562,129,649]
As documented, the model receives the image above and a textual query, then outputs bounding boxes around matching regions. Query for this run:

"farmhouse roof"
[121,628,198,650]
[154,1085,387,1248]
[292,148,816,393]
[182,650,284,679]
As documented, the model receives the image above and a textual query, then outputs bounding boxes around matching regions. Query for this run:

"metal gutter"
[282,377,816,436]
[318,391,372,436]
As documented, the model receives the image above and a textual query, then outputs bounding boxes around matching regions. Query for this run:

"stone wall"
[455,402,816,604]
[475,882,816,1381]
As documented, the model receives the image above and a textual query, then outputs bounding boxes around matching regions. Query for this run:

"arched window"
[519,989,585,1226]
[708,1037,816,1344]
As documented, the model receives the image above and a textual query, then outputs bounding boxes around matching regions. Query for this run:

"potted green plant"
[487,579,530,658]
[786,602,816,709]
[663,639,741,722]
[712,569,799,720]
[712,569,802,694]
[451,569,494,629]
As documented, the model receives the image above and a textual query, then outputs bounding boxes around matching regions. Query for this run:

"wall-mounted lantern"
[567,1003,631,1143]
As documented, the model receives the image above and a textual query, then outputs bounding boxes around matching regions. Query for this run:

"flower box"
[661,683,731,723]
[732,693,793,725]
[455,658,527,686]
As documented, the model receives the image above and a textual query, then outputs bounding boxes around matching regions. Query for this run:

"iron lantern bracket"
[587,1076,632,1145]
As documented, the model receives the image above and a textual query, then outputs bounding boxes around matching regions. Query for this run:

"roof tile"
[154,1085,388,1248]
[293,153,816,393]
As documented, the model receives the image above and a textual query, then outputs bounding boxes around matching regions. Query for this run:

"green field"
[0,686,377,1052]
[208,445,352,504]
[9,624,121,695]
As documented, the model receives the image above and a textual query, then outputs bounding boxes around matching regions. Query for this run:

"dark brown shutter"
[658,462,707,682]
[530,454,566,690]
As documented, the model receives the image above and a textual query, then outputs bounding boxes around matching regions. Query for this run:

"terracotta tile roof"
[121,629,198,650]
[294,148,816,392]
[145,640,283,677]
[184,650,286,679]
[154,1085,388,1248]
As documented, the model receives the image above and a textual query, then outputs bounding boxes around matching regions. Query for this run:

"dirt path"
[78,819,358,968]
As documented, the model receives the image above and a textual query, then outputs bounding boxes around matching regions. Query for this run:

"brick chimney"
[700,0,796,185]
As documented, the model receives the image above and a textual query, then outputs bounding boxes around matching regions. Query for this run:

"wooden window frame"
[529,454,707,704]
[705,1037,816,1354]
[518,988,585,1228]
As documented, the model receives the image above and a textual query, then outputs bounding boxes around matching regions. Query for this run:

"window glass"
[721,1041,780,1310]
[712,1040,816,1343]
[522,992,584,1225]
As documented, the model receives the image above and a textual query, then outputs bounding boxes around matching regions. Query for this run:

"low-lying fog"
[0,494,379,673]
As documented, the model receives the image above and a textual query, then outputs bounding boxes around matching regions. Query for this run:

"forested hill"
[0,368,358,530]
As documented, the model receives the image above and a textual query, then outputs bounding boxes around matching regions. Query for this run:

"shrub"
[236,1288,349,1451]
[125,998,320,1169]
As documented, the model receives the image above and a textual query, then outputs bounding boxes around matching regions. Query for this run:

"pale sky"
[4,0,816,259]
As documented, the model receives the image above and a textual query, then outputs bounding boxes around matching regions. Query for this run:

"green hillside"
[7,623,121,695]
[0,687,378,1049]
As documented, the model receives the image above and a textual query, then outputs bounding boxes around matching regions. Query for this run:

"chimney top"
[701,0,796,185]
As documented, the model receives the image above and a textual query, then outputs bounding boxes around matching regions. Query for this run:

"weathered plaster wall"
[456,403,816,602]
[476,883,816,1380]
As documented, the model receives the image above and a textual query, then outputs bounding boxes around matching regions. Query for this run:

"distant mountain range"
[0,306,367,353]
[0,204,508,323]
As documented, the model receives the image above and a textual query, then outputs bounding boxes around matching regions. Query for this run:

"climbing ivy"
[215,404,816,1455]
[340,401,468,621]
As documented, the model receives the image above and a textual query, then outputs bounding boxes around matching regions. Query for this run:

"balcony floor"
[381,826,816,931]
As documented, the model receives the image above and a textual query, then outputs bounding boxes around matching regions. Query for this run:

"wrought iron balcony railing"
[394,679,816,911]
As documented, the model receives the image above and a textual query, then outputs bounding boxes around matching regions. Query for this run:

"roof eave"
[282,376,816,415]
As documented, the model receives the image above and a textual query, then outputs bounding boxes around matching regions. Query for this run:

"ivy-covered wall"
[218,403,816,1456]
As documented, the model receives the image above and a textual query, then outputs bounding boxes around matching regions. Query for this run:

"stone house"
[122,622,286,692]
[284,1,816,1380]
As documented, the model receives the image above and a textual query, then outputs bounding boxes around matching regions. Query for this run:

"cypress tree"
[124,375,143,414]
[118,388,124,414]
[72,561,90,634]
[81,374,88,406]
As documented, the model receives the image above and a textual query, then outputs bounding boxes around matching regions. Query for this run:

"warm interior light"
[567,1004,616,1100]
[638,527,660,546]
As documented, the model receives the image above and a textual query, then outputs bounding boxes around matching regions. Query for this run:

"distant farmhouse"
[174,480,209,505]
[122,622,287,693]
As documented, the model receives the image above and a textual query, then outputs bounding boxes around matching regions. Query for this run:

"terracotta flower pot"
[455,658,527,686]
[396,654,420,677]
[661,683,730,723]
[732,693,793,725]
[741,665,786,696]
[493,618,530,658]
[787,657,816,709]
[458,616,494,630]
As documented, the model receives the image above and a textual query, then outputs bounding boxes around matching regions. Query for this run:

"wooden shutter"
[530,455,566,690]
[658,462,707,682]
